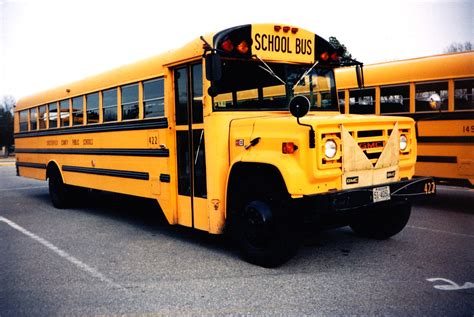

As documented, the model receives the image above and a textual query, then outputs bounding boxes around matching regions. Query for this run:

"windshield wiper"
[292,61,319,91]
[253,55,286,85]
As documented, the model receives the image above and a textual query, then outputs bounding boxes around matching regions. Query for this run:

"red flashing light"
[221,39,234,52]
[282,142,298,154]
[274,25,282,32]
[291,27,298,34]
[283,26,291,33]
[236,41,249,54]
[331,52,339,61]
[320,52,329,61]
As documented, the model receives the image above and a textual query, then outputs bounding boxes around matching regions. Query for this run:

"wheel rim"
[242,203,270,249]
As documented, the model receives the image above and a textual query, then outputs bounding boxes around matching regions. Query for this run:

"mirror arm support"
[297,118,316,149]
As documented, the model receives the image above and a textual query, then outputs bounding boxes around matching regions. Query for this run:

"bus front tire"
[234,200,297,268]
[349,203,411,240]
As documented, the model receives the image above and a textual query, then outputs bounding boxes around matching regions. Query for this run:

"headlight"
[400,134,408,151]
[325,139,337,158]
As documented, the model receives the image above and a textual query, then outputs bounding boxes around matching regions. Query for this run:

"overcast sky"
[0,0,472,100]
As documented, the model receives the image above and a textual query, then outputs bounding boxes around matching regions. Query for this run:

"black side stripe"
[15,148,169,157]
[16,162,47,169]
[418,156,458,163]
[386,111,474,121]
[160,174,171,183]
[417,136,474,143]
[62,166,149,180]
[15,117,168,138]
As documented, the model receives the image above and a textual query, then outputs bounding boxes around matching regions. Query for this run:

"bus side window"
[143,78,164,118]
[349,88,375,114]
[102,88,117,122]
[338,91,345,114]
[86,92,99,124]
[415,82,448,112]
[121,83,139,120]
[72,96,84,126]
[48,102,58,128]
[19,110,28,132]
[30,108,37,130]
[380,85,410,114]
[38,105,47,129]
[454,79,474,110]
[60,99,70,127]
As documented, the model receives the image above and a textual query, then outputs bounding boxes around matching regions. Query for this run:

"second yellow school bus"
[336,51,474,187]
[15,24,435,267]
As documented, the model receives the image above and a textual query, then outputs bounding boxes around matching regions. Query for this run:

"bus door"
[173,63,208,231]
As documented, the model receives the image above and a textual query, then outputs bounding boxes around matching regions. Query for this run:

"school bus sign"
[251,24,315,63]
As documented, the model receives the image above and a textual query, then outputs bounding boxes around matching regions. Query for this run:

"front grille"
[358,130,383,138]
[353,129,388,166]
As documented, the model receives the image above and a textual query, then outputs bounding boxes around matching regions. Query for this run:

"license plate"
[373,186,391,203]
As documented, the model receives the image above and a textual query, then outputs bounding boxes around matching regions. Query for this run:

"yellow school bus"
[15,24,435,267]
[336,51,474,187]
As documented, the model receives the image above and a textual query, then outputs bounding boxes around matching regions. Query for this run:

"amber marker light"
[282,142,298,154]
[236,41,249,54]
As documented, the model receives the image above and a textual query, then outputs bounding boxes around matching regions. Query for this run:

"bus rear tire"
[349,203,411,240]
[48,169,70,209]
[234,200,297,268]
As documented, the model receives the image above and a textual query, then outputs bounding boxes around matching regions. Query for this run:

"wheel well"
[227,163,288,218]
[46,161,61,180]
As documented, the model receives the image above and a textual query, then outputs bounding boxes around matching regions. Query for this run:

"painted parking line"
[407,225,474,239]
[0,186,48,192]
[0,216,123,290]
[427,278,474,291]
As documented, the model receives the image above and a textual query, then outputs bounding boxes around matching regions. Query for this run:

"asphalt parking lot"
[0,163,473,316]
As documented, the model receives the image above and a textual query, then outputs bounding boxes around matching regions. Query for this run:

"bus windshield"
[211,59,338,112]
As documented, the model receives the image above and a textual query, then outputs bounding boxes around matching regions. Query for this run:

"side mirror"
[289,95,315,148]
[289,95,311,118]
[205,53,222,82]
[428,93,442,110]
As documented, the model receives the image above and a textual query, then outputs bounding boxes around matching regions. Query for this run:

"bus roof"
[335,51,474,89]
[17,23,345,111]
[16,33,214,111]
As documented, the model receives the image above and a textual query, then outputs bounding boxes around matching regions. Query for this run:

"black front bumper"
[298,177,436,215]
[327,177,436,211]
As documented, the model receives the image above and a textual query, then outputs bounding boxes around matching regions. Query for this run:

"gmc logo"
[346,176,359,185]
[359,141,384,150]
[387,170,396,179]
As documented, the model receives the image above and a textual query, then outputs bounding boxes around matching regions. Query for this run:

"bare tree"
[328,36,352,59]
[0,95,16,156]
[444,41,473,53]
